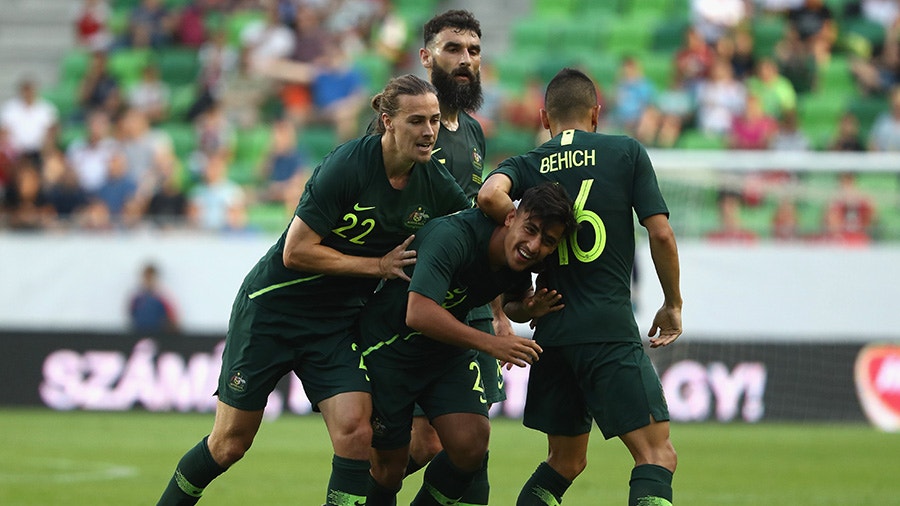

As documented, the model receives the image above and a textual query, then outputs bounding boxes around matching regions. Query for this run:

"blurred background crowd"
[0,0,898,242]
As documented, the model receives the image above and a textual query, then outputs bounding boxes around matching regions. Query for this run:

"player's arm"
[406,292,542,367]
[643,213,683,348]
[477,173,516,224]
[283,215,416,281]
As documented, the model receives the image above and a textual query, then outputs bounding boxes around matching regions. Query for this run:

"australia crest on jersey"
[405,206,431,229]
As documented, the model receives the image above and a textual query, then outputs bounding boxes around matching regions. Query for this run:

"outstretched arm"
[283,215,416,281]
[477,173,516,224]
[643,213,683,348]
[406,292,542,367]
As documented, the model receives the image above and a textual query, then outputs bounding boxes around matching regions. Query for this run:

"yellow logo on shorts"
[228,371,247,393]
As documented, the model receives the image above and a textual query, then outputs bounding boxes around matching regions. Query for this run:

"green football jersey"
[360,208,532,363]
[492,129,669,345]
[433,111,487,203]
[241,134,469,318]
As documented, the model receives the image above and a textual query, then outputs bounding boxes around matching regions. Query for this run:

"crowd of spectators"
[1,0,898,242]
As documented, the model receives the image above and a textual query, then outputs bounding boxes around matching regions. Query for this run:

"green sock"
[405,455,426,476]
[516,462,571,506]
[411,450,479,506]
[157,436,227,506]
[629,464,673,506]
[366,473,399,506]
[458,451,490,505]
[326,455,370,506]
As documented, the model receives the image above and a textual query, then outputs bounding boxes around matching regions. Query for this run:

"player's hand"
[379,235,416,281]
[648,304,682,348]
[487,334,542,368]
[523,288,564,328]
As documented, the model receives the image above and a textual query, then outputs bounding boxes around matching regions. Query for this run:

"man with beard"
[402,10,511,506]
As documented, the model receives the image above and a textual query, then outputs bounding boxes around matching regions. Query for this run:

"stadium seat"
[652,16,690,54]
[228,158,259,186]
[817,55,854,95]
[247,202,292,235]
[640,52,674,90]
[798,92,846,128]
[167,84,197,121]
[352,52,391,94]
[159,122,196,160]
[674,129,727,149]
[605,14,658,57]
[234,126,272,166]
[751,15,787,58]
[847,95,888,135]
[840,17,886,49]
[489,125,539,161]
[158,48,199,87]
[297,126,338,163]
[108,48,154,88]
[42,81,81,121]
[60,50,91,83]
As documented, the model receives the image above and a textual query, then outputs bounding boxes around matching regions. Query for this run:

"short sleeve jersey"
[241,134,469,318]
[359,208,532,363]
[491,129,669,345]
[433,111,487,203]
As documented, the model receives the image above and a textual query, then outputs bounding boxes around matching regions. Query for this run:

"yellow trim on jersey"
[247,274,325,299]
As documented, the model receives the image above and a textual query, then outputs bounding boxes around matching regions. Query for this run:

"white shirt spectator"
[67,137,117,193]
[691,0,749,44]
[0,95,58,153]
[862,0,900,28]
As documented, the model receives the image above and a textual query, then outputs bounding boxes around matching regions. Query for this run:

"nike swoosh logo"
[353,203,375,211]
[431,147,442,154]
[437,158,446,164]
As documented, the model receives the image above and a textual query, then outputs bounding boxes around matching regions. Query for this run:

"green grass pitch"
[1,409,898,505]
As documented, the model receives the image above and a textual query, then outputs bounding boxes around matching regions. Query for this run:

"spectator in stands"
[0,78,59,165]
[129,262,179,334]
[728,29,758,81]
[0,127,16,190]
[814,204,871,245]
[868,85,900,150]
[849,17,899,95]
[187,150,246,232]
[774,25,818,94]
[635,75,695,148]
[239,0,295,74]
[310,39,366,142]
[787,0,837,65]
[611,55,656,136]
[66,109,117,195]
[675,26,716,97]
[43,149,90,224]
[771,198,801,241]
[769,109,812,150]
[729,94,779,149]
[830,111,867,151]
[2,157,54,230]
[128,64,170,125]
[696,58,748,135]
[706,189,759,242]
[747,57,798,119]
[861,0,900,28]
[126,0,178,49]
[188,28,239,121]
[78,51,122,120]
[219,46,274,129]
[690,0,749,45]
[826,171,877,239]
[259,118,309,209]
[95,149,141,226]
[370,0,410,72]
[188,102,234,181]
[117,107,172,197]
[280,4,329,127]
[145,148,188,229]
[73,0,113,51]
[174,0,208,48]
[756,0,805,15]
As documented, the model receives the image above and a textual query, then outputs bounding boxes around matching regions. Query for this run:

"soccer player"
[478,68,683,506]
[407,11,511,504]
[361,182,578,506]
[156,74,469,506]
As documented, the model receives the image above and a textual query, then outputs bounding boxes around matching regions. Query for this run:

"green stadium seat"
[752,15,787,58]
[511,16,561,53]
[605,15,658,57]
[108,48,154,87]
[60,50,91,83]
[298,126,338,163]
[234,126,271,166]
[59,125,87,150]
[817,55,854,95]
[489,124,538,161]
[640,52,673,90]
[167,84,197,120]
[247,202,292,235]
[798,92,846,128]
[652,16,690,54]
[160,121,196,159]
[226,10,266,47]
[534,0,578,16]
[42,81,81,121]
[840,17,886,48]
[352,52,391,94]
[158,48,199,87]
[847,95,888,135]
[228,158,259,186]
[674,129,727,150]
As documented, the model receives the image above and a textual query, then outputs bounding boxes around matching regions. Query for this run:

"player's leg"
[592,343,675,506]
[407,410,442,475]
[368,445,411,506]
[411,352,491,506]
[158,291,288,505]
[411,412,490,506]
[157,401,263,505]
[517,346,592,506]
[620,418,676,506]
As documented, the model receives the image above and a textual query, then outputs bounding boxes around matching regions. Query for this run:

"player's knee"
[208,434,253,467]
[547,454,587,481]
[445,435,489,471]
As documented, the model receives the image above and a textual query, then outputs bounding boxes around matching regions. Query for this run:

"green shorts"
[410,306,506,418]
[217,289,370,412]
[523,342,669,439]
[369,350,489,449]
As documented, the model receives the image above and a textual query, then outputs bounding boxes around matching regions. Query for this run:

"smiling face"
[502,211,566,271]
[383,92,441,164]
